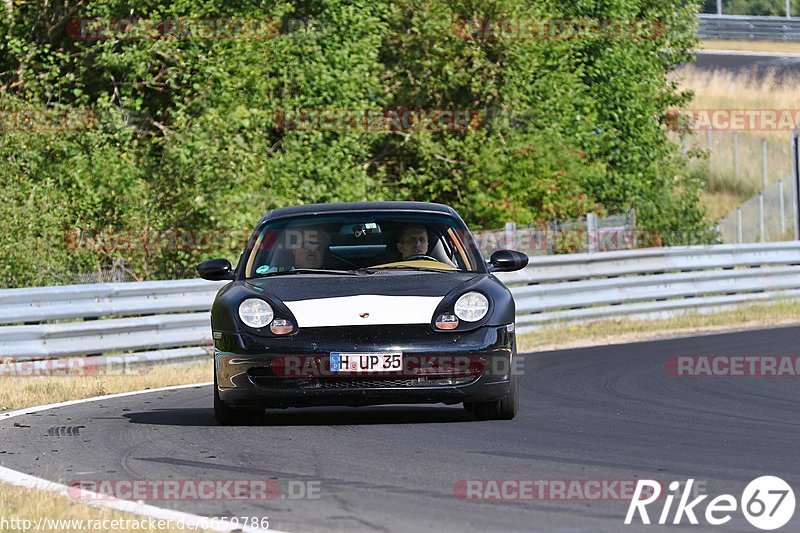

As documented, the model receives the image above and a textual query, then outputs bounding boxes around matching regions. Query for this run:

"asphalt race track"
[692,51,800,79]
[1,326,799,532]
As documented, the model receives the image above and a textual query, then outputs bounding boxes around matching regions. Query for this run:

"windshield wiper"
[253,269,359,278]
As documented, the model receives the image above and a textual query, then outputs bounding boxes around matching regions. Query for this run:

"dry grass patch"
[700,40,800,55]
[519,300,800,352]
[672,66,800,133]
[0,360,212,412]
[0,483,215,532]
[700,189,749,221]
[669,66,798,220]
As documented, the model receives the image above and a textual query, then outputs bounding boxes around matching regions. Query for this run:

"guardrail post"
[762,138,769,189]
[780,180,786,237]
[737,208,743,244]
[759,193,765,242]
[717,0,722,15]
[788,0,792,18]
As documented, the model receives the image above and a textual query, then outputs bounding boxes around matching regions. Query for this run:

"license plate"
[330,353,402,372]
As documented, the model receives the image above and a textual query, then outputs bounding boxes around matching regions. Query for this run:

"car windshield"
[243,212,485,278]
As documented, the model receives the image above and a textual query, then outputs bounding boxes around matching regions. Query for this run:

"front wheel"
[214,372,262,425]
[493,371,519,420]
[464,373,518,421]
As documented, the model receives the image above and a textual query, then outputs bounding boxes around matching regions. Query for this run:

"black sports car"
[198,202,528,424]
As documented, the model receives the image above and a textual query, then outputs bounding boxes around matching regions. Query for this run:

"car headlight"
[239,298,274,328]
[454,292,489,322]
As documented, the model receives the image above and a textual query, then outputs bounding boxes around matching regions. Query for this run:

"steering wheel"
[404,254,441,262]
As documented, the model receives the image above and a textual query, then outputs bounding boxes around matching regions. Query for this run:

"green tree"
[0,0,715,286]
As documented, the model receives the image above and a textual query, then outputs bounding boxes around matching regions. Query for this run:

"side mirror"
[197,258,235,281]
[488,250,529,272]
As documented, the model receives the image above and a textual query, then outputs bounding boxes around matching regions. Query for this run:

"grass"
[0,485,216,532]
[518,299,800,353]
[700,39,800,54]
[0,361,212,412]
[700,189,748,222]
[668,66,798,223]
[672,67,800,134]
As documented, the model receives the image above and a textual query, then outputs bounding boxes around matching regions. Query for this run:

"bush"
[0,0,715,286]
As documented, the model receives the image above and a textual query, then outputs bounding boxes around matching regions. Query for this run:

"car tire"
[214,372,262,426]
[493,370,519,420]
[464,372,518,421]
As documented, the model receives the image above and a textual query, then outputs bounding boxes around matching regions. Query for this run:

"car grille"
[249,375,478,389]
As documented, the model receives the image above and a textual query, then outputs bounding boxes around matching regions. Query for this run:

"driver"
[396,223,429,259]
[290,228,330,269]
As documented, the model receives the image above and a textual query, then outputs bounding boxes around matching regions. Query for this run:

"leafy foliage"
[0,0,714,287]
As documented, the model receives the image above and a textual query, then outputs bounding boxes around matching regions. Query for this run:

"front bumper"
[214,324,515,408]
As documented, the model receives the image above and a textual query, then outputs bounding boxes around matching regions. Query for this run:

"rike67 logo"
[626,477,795,530]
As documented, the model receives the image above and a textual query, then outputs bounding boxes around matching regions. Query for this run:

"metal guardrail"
[496,241,800,332]
[0,279,226,324]
[698,14,800,41]
[0,279,228,369]
[1,242,799,366]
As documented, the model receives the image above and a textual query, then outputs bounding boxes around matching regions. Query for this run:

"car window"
[244,213,484,277]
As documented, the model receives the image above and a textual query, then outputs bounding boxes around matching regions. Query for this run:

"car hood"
[245,271,479,300]
[242,272,480,328]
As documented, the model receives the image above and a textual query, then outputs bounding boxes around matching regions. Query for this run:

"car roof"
[258,201,460,224]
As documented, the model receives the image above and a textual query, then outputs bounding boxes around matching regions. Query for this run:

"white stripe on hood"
[284,295,444,327]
